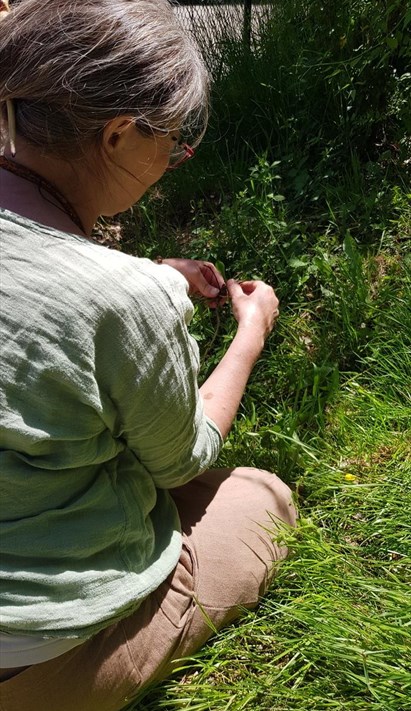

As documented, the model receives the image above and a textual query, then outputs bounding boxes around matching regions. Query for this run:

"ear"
[102,117,135,154]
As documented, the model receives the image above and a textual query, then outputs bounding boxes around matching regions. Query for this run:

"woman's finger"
[200,263,225,290]
[238,280,262,294]
[226,279,245,299]
[194,271,220,299]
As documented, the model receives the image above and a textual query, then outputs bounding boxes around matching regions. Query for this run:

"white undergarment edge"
[0,632,86,667]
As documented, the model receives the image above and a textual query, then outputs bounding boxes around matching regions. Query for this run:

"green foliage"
[146,0,410,233]
[217,0,410,165]
[125,154,411,710]
[131,237,411,710]
[121,3,411,709]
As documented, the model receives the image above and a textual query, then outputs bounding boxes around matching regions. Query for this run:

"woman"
[0,1,296,709]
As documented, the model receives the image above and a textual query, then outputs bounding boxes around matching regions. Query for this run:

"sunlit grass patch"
[130,232,410,711]
[125,7,410,697]
[138,516,410,710]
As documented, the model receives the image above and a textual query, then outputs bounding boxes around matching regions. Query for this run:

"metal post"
[243,0,252,49]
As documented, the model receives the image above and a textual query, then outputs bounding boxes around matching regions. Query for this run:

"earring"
[6,99,16,157]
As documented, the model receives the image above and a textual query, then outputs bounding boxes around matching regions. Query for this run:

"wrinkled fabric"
[0,210,222,638]
[0,467,296,711]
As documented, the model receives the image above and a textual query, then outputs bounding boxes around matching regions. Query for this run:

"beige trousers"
[0,468,296,711]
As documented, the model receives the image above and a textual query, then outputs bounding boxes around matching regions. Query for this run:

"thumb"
[197,273,220,298]
[227,279,244,298]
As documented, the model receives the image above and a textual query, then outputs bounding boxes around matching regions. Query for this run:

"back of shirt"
[0,210,222,638]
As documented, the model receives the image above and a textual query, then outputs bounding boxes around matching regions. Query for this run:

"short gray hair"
[0,0,209,157]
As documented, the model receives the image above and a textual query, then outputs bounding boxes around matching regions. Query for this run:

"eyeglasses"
[166,137,195,171]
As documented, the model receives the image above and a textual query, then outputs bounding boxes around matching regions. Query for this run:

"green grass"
[117,3,411,708]
[122,169,411,710]
[146,0,411,229]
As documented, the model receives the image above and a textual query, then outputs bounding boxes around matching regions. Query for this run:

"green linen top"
[0,209,222,638]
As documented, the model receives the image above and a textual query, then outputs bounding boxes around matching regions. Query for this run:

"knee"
[234,466,297,529]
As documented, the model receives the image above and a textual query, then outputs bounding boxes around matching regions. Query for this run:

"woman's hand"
[160,258,226,306]
[228,279,279,340]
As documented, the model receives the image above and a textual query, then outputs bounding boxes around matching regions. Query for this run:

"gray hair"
[0,0,209,157]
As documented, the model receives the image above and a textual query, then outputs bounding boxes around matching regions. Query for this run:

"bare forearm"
[199,327,264,439]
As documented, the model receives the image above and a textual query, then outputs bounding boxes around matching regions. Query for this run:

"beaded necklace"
[0,155,86,234]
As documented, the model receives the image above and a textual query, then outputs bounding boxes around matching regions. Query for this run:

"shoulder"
[0,209,191,321]
[77,245,191,321]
